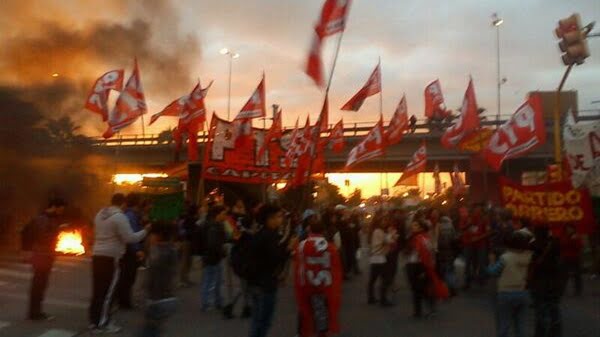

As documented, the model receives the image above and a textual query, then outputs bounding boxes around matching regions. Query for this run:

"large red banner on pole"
[203,115,321,184]
[498,177,595,234]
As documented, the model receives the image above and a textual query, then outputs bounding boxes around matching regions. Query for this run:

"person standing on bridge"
[26,197,67,321]
[89,193,150,334]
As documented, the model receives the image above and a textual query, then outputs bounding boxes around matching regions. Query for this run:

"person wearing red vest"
[294,219,343,337]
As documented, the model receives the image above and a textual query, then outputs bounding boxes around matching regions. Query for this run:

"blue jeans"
[248,286,277,337]
[438,262,458,292]
[201,264,222,309]
[136,298,178,337]
[496,291,528,337]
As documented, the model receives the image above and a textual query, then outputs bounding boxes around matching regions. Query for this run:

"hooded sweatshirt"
[487,250,532,292]
[93,206,147,259]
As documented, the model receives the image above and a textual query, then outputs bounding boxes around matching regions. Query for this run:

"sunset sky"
[1,0,599,137]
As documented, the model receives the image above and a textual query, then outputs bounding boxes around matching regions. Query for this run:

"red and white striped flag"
[341,62,381,111]
[386,94,409,146]
[345,116,385,169]
[441,78,480,148]
[330,119,345,153]
[235,74,266,120]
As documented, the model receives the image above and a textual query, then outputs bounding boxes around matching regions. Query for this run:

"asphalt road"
[0,253,598,337]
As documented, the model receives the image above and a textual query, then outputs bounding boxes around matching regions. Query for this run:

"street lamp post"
[220,48,240,121]
[492,13,504,128]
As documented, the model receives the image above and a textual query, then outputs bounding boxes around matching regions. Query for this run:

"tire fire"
[55,230,86,256]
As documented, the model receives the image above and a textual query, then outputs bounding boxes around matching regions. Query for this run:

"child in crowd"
[136,221,178,337]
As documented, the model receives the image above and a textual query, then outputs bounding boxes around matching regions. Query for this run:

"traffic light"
[555,13,590,65]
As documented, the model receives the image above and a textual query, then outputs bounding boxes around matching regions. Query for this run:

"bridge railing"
[92,113,599,147]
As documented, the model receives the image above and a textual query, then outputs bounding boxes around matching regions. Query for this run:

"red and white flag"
[150,80,213,126]
[330,119,345,153]
[483,94,546,171]
[305,33,325,88]
[441,78,480,148]
[180,80,213,127]
[433,162,442,194]
[305,0,351,87]
[315,0,352,38]
[341,62,381,111]
[424,79,447,119]
[385,94,409,146]
[258,108,283,158]
[235,74,266,120]
[345,116,385,169]
[451,163,466,196]
[85,69,124,121]
[234,118,254,148]
[395,142,427,186]
[103,60,146,139]
[284,118,303,166]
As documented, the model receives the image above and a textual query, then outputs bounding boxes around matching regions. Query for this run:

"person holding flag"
[294,213,342,337]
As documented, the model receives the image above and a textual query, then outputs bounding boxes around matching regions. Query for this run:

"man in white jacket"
[89,193,150,333]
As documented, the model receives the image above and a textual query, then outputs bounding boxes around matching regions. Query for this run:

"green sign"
[145,192,184,222]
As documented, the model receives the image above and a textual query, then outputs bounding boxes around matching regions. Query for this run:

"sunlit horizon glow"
[326,171,465,198]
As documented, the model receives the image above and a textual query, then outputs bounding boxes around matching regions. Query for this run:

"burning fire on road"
[55,230,86,256]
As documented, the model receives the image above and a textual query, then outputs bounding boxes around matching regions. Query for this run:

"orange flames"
[55,230,85,256]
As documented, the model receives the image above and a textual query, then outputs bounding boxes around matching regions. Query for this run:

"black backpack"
[229,230,257,280]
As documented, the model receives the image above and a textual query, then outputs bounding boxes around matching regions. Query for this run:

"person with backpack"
[294,215,342,337]
[89,194,150,334]
[26,197,67,321]
[247,204,297,337]
[201,205,228,311]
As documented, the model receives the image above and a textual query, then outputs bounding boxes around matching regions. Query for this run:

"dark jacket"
[32,211,63,255]
[247,226,290,291]
[124,208,144,253]
[146,242,178,300]
[528,236,567,297]
[203,220,226,265]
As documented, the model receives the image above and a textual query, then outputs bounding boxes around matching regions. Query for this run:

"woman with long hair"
[367,212,392,306]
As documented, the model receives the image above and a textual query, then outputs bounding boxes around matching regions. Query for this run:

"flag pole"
[139,113,146,138]
[378,57,385,196]
[304,27,347,208]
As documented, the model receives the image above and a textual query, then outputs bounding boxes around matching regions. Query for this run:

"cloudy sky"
[1,0,599,136]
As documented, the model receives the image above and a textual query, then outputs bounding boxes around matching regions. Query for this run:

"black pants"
[89,255,120,327]
[28,253,55,318]
[405,263,434,317]
[116,250,140,308]
[565,258,582,295]
[368,263,388,302]
[383,252,399,290]
[532,295,562,337]
[343,246,359,274]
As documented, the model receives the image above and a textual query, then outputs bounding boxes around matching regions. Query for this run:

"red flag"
[317,93,329,132]
[330,119,344,153]
[258,108,283,158]
[305,33,325,88]
[235,74,266,120]
[386,94,409,146]
[341,62,381,111]
[441,78,480,148]
[345,116,385,169]
[234,118,254,148]
[424,79,447,119]
[451,162,466,196]
[150,80,213,127]
[433,162,442,194]
[284,118,301,167]
[395,143,427,186]
[180,80,213,127]
[483,94,546,171]
[315,0,352,38]
[85,69,124,121]
[103,59,146,139]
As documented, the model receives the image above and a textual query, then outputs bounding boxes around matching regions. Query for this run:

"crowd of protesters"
[22,192,593,337]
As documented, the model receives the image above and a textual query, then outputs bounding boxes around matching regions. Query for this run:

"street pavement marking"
[0,321,10,329]
[37,329,76,337]
[0,267,30,279]
[0,292,88,309]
